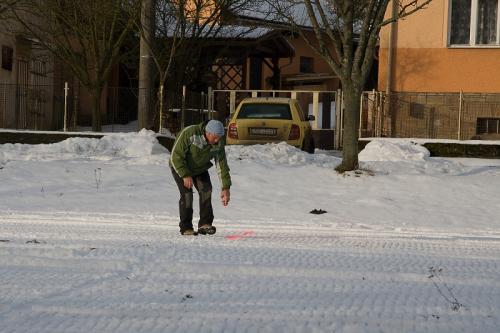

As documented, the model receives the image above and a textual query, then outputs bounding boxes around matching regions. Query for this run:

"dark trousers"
[171,168,214,231]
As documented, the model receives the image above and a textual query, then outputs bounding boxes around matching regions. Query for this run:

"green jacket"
[169,122,231,189]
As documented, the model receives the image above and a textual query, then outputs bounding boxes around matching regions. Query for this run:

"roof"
[236,2,315,28]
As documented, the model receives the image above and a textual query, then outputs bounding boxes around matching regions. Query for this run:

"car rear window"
[237,103,292,120]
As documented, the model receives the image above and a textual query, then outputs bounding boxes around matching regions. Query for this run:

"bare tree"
[137,0,261,129]
[0,1,17,15]
[4,0,141,131]
[268,0,432,171]
[0,0,19,22]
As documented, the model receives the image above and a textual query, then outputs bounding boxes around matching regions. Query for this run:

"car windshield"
[237,103,292,120]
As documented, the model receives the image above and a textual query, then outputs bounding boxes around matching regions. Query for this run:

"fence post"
[340,91,344,147]
[181,85,186,130]
[207,87,213,120]
[73,94,78,130]
[312,92,319,129]
[458,91,463,140]
[375,91,384,137]
[334,89,341,150]
[359,92,364,138]
[229,90,236,116]
[63,82,69,132]
[158,85,164,133]
[2,83,6,127]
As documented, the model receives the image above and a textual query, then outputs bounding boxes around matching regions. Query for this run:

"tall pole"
[63,82,69,132]
[458,91,463,140]
[138,0,155,131]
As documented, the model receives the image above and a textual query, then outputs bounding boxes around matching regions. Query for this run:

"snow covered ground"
[1,131,500,332]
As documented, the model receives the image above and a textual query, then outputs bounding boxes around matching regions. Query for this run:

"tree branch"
[380,0,433,27]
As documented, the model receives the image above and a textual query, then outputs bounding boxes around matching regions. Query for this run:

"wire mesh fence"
[361,91,500,140]
[0,83,139,132]
[3,82,500,144]
[0,83,56,131]
[158,89,213,136]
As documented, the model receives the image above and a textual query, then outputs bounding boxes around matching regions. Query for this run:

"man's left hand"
[221,189,230,206]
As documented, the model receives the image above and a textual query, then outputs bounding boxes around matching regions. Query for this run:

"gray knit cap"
[205,120,225,136]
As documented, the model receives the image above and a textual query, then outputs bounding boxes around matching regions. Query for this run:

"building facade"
[379,0,500,93]
[375,0,500,139]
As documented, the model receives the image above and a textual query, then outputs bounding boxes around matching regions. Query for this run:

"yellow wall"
[379,0,500,93]
[379,47,500,92]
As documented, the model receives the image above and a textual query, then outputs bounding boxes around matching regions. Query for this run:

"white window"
[449,0,500,46]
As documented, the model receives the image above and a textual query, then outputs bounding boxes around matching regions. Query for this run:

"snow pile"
[92,129,168,158]
[359,140,430,162]
[0,129,168,162]
[226,142,341,168]
[359,140,465,175]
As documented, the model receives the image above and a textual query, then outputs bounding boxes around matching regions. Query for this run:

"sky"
[1,131,499,332]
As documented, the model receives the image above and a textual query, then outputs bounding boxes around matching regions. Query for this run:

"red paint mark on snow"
[225,230,255,240]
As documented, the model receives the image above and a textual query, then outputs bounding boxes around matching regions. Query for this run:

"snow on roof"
[157,20,274,39]
[239,2,310,25]
[236,1,338,29]
[205,25,273,39]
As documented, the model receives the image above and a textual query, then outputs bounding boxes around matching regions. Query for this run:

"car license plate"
[249,127,277,136]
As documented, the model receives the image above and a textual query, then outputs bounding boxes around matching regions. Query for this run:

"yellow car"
[226,97,315,153]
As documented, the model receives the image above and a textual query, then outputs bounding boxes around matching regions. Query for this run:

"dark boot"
[180,228,198,236]
[198,224,216,235]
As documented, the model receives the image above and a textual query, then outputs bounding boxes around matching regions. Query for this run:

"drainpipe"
[386,0,398,136]
[386,0,398,95]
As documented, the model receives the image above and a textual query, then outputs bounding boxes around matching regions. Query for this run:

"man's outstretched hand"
[221,189,230,206]
[183,176,193,189]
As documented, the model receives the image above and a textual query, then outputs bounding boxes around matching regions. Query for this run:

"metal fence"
[361,91,500,141]
[0,83,143,132]
[0,83,55,131]
[3,83,500,145]
[162,89,338,132]
[158,88,213,136]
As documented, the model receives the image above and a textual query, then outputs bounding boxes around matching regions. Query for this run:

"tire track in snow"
[1,213,500,332]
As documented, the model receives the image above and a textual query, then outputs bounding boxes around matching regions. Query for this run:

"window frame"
[476,117,500,134]
[448,0,500,47]
[1,45,14,71]
[299,56,314,73]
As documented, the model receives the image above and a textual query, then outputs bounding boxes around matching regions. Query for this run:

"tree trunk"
[138,0,155,130]
[339,86,362,171]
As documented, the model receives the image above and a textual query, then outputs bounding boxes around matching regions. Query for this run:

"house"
[2,2,366,140]
[377,0,500,139]
[201,6,347,137]
[0,24,56,130]
[0,5,139,132]
[222,5,342,92]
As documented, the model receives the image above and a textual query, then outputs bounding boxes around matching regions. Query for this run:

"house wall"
[260,31,340,91]
[0,31,17,128]
[1,19,58,130]
[0,31,17,85]
[379,0,500,93]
